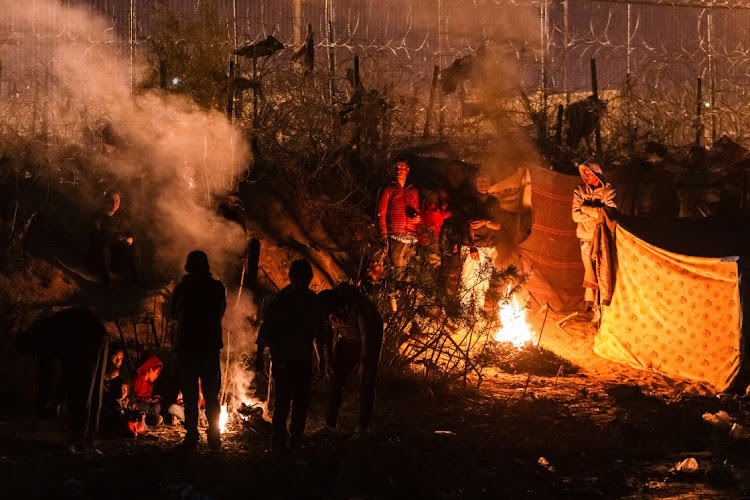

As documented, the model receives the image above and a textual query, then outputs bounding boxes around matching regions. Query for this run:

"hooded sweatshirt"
[572,162,617,241]
[133,355,162,399]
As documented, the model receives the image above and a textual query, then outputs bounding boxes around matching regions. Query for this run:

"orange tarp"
[594,225,741,393]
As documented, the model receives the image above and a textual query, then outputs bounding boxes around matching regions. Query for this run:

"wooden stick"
[555,311,578,339]
[130,309,141,354]
[521,302,549,399]
[695,76,703,146]
[114,317,135,374]
[150,317,160,353]
[423,65,439,137]
[590,58,602,156]
[235,264,246,309]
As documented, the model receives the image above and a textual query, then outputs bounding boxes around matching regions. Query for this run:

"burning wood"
[494,289,534,347]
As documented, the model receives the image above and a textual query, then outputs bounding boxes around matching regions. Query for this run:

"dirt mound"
[0,256,79,308]
[490,343,579,376]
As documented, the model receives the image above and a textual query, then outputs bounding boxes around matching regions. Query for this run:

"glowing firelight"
[494,290,534,347]
[219,404,229,433]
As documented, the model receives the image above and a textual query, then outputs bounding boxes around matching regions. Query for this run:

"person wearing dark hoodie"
[170,250,226,452]
[133,355,163,426]
[12,308,109,448]
[572,159,617,324]
[255,259,325,451]
[318,283,383,436]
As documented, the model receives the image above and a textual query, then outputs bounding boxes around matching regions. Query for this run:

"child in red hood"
[133,355,163,425]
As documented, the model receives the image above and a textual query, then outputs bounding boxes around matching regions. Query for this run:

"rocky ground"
[2,309,750,499]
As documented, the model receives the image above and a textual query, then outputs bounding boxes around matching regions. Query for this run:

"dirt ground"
[2,307,750,500]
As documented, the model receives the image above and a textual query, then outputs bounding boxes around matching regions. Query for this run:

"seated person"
[103,346,125,388]
[100,376,147,437]
[133,355,163,426]
[169,381,208,428]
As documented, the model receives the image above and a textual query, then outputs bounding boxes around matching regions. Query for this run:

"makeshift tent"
[594,216,749,393]
[518,161,747,391]
[518,165,585,311]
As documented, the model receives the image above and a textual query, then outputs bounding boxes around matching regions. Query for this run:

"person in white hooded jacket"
[571,159,617,323]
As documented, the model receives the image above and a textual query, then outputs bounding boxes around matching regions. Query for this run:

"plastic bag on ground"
[675,457,699,473]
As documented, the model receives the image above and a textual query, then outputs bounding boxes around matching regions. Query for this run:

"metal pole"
[232,0,238,122]
[438,0,444,68]
[129,0,135,96]
[294,0,305,48]
[696,76,703,146]
[233,0,238,52]
[707,8,716,144]
[227,60,235,121]
[590,58,602,156]
[326,0,336,104]
[626,3,634,151]
[563,0,570,105]
[540,2,547,100]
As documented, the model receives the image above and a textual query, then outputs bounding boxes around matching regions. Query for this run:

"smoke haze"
[0,0,250,280]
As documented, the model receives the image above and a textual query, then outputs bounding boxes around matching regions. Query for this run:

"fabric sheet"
[594,225,741,393]
[519,165,585,311]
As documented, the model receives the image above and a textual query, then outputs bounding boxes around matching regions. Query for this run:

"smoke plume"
[0,0,250,279]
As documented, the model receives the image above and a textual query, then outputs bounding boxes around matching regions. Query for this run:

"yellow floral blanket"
[593,225,741,393]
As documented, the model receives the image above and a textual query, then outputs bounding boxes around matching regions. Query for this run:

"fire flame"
[219,404,229,433]
[494,290,534,347]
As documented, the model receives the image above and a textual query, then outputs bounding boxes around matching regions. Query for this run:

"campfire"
[494,288,534,347]
[219,405,229,433]
[218,397,269,434]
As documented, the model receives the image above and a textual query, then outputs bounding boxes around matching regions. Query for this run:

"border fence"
[4,1,750,147]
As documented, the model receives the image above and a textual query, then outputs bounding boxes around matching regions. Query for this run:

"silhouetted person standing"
[255,259,325,451]
[319,283,383,436]
[170,250,226,451]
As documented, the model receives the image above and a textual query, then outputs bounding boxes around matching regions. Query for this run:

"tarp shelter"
[594,216,749,393]
[518,163,747,392]
[518,165,585,311]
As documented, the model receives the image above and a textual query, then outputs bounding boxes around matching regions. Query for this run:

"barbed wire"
[5,0,750,147]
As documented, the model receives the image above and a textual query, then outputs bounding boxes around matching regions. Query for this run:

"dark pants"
[326,341,378,429]
[178,351,221,443]
[135,400,161,418]
[93,240,139,286]
[271,360,312,449]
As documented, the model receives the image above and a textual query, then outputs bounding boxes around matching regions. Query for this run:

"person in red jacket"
[417,189,448,265]
[133,355,163,426]
[377,157,420,267]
